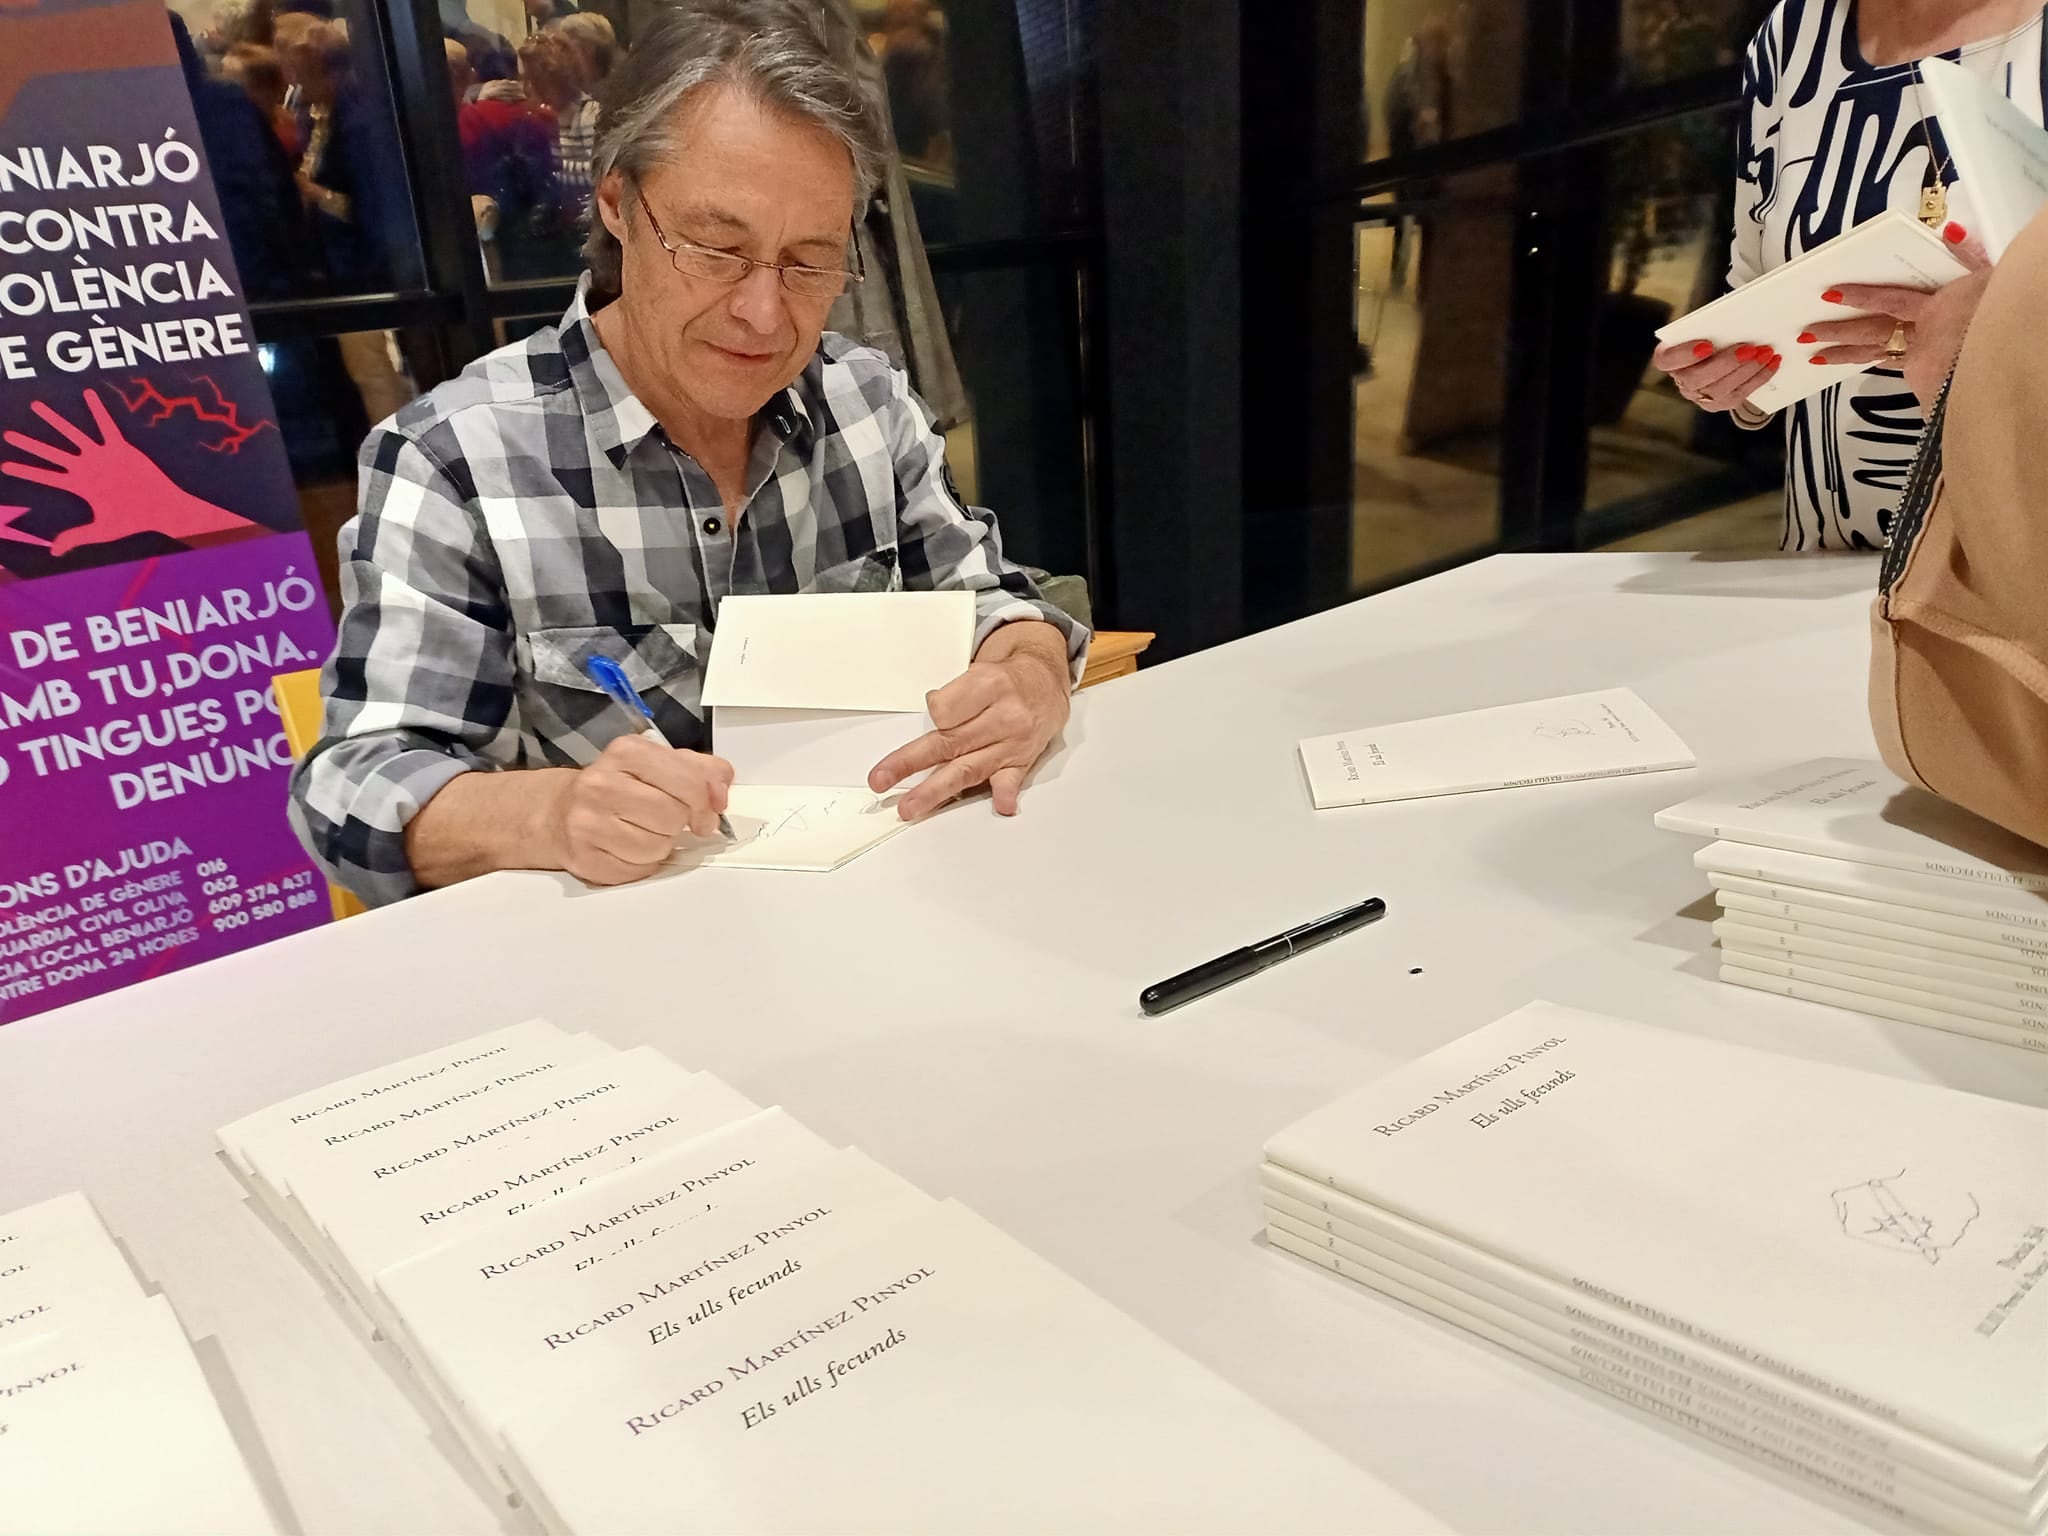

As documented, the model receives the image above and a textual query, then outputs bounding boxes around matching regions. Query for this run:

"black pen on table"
[1138,897,1388,1016]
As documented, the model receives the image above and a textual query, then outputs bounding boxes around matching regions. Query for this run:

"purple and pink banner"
[1,0,337,1022]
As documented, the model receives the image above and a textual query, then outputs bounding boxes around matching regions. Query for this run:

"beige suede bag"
[1870,207,2048,850]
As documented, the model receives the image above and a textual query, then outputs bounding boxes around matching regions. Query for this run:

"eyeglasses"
[640,201,864,299]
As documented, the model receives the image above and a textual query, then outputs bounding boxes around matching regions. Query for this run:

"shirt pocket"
[808,544,902,594]
[515,621,704,762]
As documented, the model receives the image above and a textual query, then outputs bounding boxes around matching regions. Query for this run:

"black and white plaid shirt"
[290,276,1087,906]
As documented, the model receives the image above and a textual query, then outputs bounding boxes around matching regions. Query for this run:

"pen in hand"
[582,655,734,842]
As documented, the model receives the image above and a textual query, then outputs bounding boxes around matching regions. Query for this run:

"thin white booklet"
[1655,212,1969,415]
[1920,55,2048,261]
[1298,686,1693,809]
[304,1054,761,1290]
[1656,758,2048,892]
[1264,1000,2048,1474]
[500,1199,1449,1536]
[0,1295,276,1535]
[0,1192,144,1347]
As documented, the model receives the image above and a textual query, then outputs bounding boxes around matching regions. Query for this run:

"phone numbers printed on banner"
[0,844,319,1002]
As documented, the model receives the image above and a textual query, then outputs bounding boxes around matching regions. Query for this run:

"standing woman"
[1653,0,2044,551]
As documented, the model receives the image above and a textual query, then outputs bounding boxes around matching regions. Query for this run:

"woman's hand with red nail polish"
[1650,339,1778,415]
[1808,231,1995,409]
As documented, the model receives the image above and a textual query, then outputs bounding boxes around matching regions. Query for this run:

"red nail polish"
[1943,221,1967,245]
[1822,289,1844,304]
[1809,354,1827,365]
[1765,351,1781,367]
[1734,344,1756,362]
[1692,340,1713,360]
[1796,332,1817,345]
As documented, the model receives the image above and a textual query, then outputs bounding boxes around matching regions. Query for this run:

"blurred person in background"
[460,40,563,279]
[523,26,597,226]
[223,43,300,157]
[556,10,616,94]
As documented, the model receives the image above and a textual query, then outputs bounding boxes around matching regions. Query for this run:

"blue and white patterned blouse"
[1734,0,2045,549]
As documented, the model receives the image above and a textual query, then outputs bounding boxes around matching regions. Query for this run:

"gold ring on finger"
[1884,322,1910,358]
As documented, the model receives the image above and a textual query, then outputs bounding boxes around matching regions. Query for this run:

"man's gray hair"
[582,0,888,294]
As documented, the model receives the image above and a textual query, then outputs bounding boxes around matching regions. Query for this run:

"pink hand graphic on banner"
[1,388,255,558]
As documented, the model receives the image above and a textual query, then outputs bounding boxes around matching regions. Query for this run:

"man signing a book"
[289,0,1086,908]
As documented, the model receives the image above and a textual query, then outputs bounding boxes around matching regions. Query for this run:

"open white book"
[1298,686,1692,809]
[1264,1001,2048,1476]
[1920,55,2048,262]
[691,592,970,871]
[1655,212,1969,415]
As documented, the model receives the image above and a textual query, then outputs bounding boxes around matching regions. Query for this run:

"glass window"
[165,0,425,301]
[1585,110,1785,548]
[1616,0,1770,90]
[1362,1,1527,160]
[1350,169,1513,590]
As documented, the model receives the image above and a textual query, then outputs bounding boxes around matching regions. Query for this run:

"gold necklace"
[1907,9,2042,227]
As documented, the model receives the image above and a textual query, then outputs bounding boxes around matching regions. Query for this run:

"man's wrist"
[975,618,1072,686]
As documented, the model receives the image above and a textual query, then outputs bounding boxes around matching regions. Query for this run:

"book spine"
[1710,873,2048,959]
[1702,850,2048,929]
[1254,1167,2027,1501]
[1719,946,2048,1033]
[1669,820,2048,895]
[1716,890,2048,969]
[1714,916,2048,986]
[1264,1225,2004,1536]
[1719,962,2048,1056]
[1257,1150,2034,1473]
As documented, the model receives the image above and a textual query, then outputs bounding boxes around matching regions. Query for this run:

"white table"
[5,552,2043,1536]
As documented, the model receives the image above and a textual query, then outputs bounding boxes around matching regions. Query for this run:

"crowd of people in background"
[176,0,620,297]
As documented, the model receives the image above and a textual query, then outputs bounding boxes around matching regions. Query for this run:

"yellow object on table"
[1080,631,1155,690]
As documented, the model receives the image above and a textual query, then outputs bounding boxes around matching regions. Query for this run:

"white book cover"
[0,1192,144,1348]
[1708,872,2048,962]
[1717,921,2048,1015]
[501,1198,1448,1536]
[0,1295,276,1535]
[674,785,906,874]
[1258,1162,2043,1515]
[1656,759,2048,892]
[1714,914,2048,989]
[1720,958,2048,1057]
[217,1018,572,1176]
[1719,950,2048,1040]
[234,1031,616,1205]
[1699,840,2048,931]
[1716,888,2048,970]
[1261,1214,2037,1536]
[1264,1001,2048,1471]
[1297,687,1693,810]
[376,1124,889,1473]
[1654,212,1970,414]
[312,1063,760,1291]
[1920,55,2048,262]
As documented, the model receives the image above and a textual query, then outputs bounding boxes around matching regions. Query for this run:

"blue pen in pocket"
[583,654,734,842]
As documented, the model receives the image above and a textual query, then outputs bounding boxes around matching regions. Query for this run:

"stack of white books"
[1655,760,2048,1055]
[221,1021,1445,1533]
[1262,1001,2048,1535]
[0,1192,276,1534]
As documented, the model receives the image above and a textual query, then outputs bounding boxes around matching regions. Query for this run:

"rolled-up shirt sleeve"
[884,369,1091,681]
[287,428,517,907]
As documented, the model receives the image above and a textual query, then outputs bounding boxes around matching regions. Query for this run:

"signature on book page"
[1831,1169,1981,1265]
